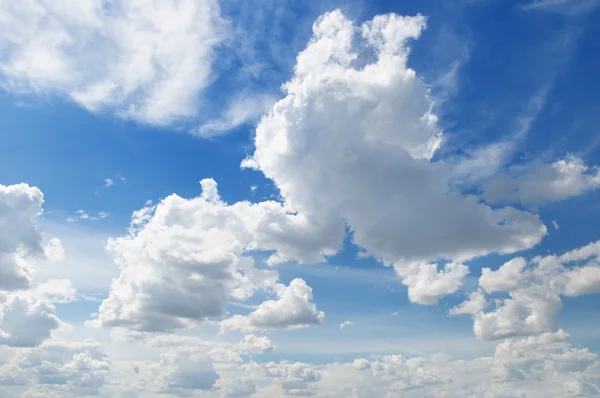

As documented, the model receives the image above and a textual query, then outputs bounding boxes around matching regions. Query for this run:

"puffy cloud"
[480,257,527,293]
[398,262,469,305]
[0,0,228,125]
[220,279,324,333]
[449,240,600,341]
[449,289,489,316]
[151,349,219,392]
[33,279,76,304]
[94,180,328,332]
[43,238,64,262]
[241,330,598,398]
[483,155,600,205]
[242,10,546,286]
[243,361,321,396]
[0,292,61,347]
[0,339,111,396]
[0,183,47,291]
[240,335,274,353]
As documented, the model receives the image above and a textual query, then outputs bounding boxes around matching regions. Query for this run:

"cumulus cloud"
[0,0,228,125]
[449,289,489,316]
[0,183,48,291]
[151,349,219,393]
[242,10,546,292]
[0,293,61,347]
[229,330,599,397]
[448,240,600,340]
[0,339,111,395]
[220,278,324,333]
[399,262,469,305]
[483,155,600,205]
[94,180,330,332]
[240,335,274,353]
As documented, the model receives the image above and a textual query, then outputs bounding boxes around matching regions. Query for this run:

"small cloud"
[196,94,276,137]
[80,294,104,302]
[66,210,109,222]
[552,221,560,231]
[250,185,257,193]
[340,321,354,330]
[104,178,114,187]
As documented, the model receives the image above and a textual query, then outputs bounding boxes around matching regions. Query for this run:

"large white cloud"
[94,179,327,332]
[483,155,600,205]
[0,0,228,125]
[242,10,547,288]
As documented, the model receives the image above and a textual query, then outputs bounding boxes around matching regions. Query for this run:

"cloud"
[93,179,331,332]
[0,293,61,347]
[340,321,354,330]
[240,335,274,353]
[398,262,469,305]
[483,155,600,205]
[66,210,108,222]
[242,10,546,284]
[449,240,600,340]
[220,278,324,333]
[0,183,59,291]
[449,289,489,316]
[0,339,111,395]
[104,178,114,188]
[242,360,321,396]
[298,330,599,398]
[43,238,64,262]
[0,0,228,125]
[151,349,219,392]
[33,279,76,304]
[197,93,276,137]
[523,0,600,14]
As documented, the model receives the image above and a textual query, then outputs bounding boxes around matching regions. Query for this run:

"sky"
[1,0,600,397]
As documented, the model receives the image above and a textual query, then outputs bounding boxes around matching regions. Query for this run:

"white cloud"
[220,278,324,333]
[449,289,489,316]
[33,279,76,304]
[151,349,219,392]
[447,240,600,341]
[240,335,274,353]
[523,0,600,14]
[94,179,330,332]
[0,339,111,396]
[104,178,114,188]
[480,257,527,293]
[0,0,228,125]
[398,262,469,305]
[483,155,600,205]
[42,238,64,262]
[0,183,60,291]
[340,321,354,330]
[242,10,546,285]
[0,292,61,347]
[66,210,108,222]
[197,94,276,137]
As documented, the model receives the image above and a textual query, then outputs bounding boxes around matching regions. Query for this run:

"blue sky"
[1,0,600,397]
